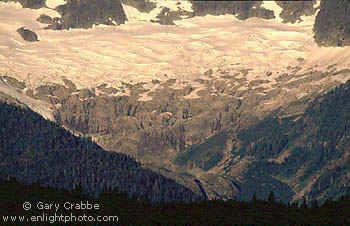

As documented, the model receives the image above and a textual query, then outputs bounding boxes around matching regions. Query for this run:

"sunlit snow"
[0,0,349,104]
[46,0,66,9]
[0,77,54,120]
[261,1,283,22]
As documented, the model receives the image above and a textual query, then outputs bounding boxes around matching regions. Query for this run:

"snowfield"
[0,0,349,105]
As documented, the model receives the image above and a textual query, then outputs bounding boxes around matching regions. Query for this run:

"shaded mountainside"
[0,102,203,203]
[226,81,350,203]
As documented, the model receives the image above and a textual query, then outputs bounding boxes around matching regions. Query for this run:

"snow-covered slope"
[45,0,66,9]
[0,77,54,120]
[1,0,347,101]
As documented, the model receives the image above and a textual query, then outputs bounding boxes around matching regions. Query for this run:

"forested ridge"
[0,102,202,203]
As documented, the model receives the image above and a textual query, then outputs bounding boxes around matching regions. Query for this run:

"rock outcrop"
[314,0,350,46]
[36,14,54,24]
[276,0,318,23]
[16,27,39,42]
[2,0,46,9]
[190,1,275,20]
[47,0,127,30]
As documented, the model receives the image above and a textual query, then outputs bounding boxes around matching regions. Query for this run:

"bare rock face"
[55,83,243,157]
[36,14,54,24]
[276,0,317,23]
[154,7,183,25]
[16,27,39,42]
[314,0,350,46]
[1,76,25,90]
[2,0,46,9]
[12,65,347,199]
[190,1,275,20]
[47,0,127,30]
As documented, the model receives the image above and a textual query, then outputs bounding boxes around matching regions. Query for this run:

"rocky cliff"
[1,0,46,9]
[314,0,350,46]
[48,0,127,29]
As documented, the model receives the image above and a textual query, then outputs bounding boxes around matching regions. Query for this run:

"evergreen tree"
[267,191,275,202]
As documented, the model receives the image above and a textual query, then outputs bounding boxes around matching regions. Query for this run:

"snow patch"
[46,0,66,9]
[261,1,283,23]
[149,0,193,12]
[122,4,162,22]
[299,46,350,74]
[314,0,321,9]
[0,77,54,121]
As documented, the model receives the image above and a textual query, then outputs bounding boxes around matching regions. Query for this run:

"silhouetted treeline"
[1,178,350,225]
[0,102,202,203]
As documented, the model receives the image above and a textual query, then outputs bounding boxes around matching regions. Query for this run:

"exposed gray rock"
[62,78,77,91]
[35,84,72,102]
[199,174,241,200]
[314,0,350,46]
[16,27,39,42]
[97,84,119,95]
[276,0,317,24]
[1,76,25,90]
[1,0,46,9]
[47,0,127,30]
[37,14,54,24]
[190,1,275,20]
[78,88,94,100]
[154,7,182,25]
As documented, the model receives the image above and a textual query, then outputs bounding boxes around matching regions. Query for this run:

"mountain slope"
[0,101,203,203]
[1,0,350,201]
[211,81,350,203]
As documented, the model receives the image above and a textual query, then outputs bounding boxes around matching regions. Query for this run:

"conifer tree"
[267,191,275,202]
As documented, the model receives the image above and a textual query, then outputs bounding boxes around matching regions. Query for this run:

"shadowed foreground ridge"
[0,178,350,225]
